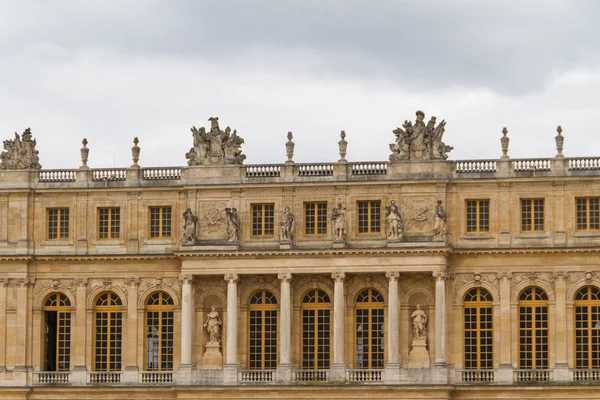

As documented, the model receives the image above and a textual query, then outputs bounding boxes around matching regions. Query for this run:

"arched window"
[463,287,493,370]
[355,288,384,369]
[574,286,600,369]
[94,292,123,371]
[43,293,71,371]
[301,289,331,370]
[145,292,174,371]
[248,290,278,369]
[518,287,549,370]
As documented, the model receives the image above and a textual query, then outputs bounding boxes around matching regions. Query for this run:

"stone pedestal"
[332,241,345,249]
[200,343,223,369]
[177,364,194,385]
[223,364,238,385]
[497,364,513,384]
[122,366,139,384]
[279,241,292,250]
[407,339,430,369]
[70,366,87,386]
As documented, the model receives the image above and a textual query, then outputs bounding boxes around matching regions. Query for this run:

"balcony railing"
[514,369,552,382]
[245,165,281,178]
[294,369,329,382]
[568,157,600,171]
[87,371,122,384]
[39,169,77,182]
[513,159,551,172]
[239,369,276,383]
[92,168,127,181]
[572,369,600,382]
[346,369,383,383]
[457,369,496,383]
[455,160,497,173]
[142,167,181,180]
[34,371,70,384]
[298,163,334,177]
[350,162,388,176]
[139,371,173,384]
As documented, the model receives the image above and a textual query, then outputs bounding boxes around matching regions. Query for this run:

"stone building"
[1,113,600,399]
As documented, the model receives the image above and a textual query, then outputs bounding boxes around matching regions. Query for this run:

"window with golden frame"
[251,204,275,237]
[576,198,600,232]
[521,199,545,232]
[149,206,172,239]
[145,292,174,371]
[357,201,381,234]
[98,207,120,239]
[93,292,123,371]
[43,293,71,372]
[47,208,70,240]
[574,286,600,369]
[304,202,327,236]
[355,288,384,369]
[248,290,278,369]
[466,200,490,234]
[463,287,493,370]
[301,289,331,371]
[518,287,549,370]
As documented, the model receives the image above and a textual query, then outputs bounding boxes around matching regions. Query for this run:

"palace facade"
[1,114,600,399]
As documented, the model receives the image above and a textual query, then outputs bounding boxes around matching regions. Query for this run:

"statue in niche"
[331,203,346,242]
[385,200,404,241]
[389,110,453,161]
[0,128,41,169]
[432,200,448,241]
[224,207,240,243]
[279,206,295,242]
[411,304,428,341]
[203,306,222,345]
[181,208,199,245]
[186,117,246,166]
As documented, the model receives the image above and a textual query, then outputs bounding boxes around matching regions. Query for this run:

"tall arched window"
[463,287,493,370]
[518,286,549,370]
[145,292,174,371]
[43,293,71,371]
[301,289,331,370]
[355,288,384,369]
[248,290,278,369]
[574,286,600,369]
[94,292,123,371]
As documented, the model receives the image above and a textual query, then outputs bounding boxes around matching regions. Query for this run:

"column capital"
[553,271,567,283]
[278,273,292,283]
[126,277,140,288]
[180,274,194,285]
[331,272,346,283]
[75,278,88,288]
[433,270,447,282]
[224,273,239,285]
[0,278,8,288]
[17,278,35,288]
[385,271,400,282]
[497,272,513,282]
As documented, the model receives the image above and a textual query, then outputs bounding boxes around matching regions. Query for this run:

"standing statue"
[186,117,246,166]
[432,200,448,241]
[331,203,346,242]
[0,128,42,169]
[411,304,428,341]
[279,206,295,242]
[181,208,199,245]
[203,306,222,344]
[224,207,240,243]
[385,200,404,241]
[389,110,453,161]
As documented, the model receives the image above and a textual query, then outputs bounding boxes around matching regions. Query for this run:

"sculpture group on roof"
[390,110,453,161]
[186,117,246,166]
[0,128,41,170]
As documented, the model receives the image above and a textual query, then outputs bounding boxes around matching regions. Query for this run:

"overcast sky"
[1,0,599,169]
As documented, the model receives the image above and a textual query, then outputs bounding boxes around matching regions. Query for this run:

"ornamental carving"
[195,276,226,305]
[198,202,227,238]
[0,128,41,169]
[389,110,453,161]
[402,197,433,232]
[186,117,246,166]
[279,206,295,242]
[401,273,435,303]
[143,277,182,298]
[181,208,199,245]
[385,200,404,241]
[510,272,555,296]
[34,278,75,304]
[452,273,499,303]
[432,200,448,241]
[566,272,600,293]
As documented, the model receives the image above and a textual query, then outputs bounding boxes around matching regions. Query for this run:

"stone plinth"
[279,241,292,250]
[181,242,240,251]
[388,161,453,179]
[332,241,345,249]
[200,343,223,369]
[407,339,430,369]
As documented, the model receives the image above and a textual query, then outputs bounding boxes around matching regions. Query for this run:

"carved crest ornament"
[0,128,41,169]
[186,117,246,166]
[390,110,453,161]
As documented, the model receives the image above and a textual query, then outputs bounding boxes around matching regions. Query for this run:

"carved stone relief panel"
[401,197,434,233]
[197,201,228,240]
[451,273,499,303]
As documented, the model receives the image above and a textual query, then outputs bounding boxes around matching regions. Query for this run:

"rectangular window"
[47,208,69,240]
[98,207,120,239]
[357,200,381,234]
[304,202,327,235]
[576,197,600,231]
[466,200,490,234]
[521,199,544,232]
[252,204,275,237]
[149,206,172,239]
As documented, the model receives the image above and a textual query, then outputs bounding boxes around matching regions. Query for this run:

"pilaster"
[331,272,346,382]
[123,277,140,384]
[553,272,569,382]
[71,278,88,385]
[497,272,513,384]
[277,273,292,383]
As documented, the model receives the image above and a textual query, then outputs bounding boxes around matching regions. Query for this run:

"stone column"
[497,272,513,384]
[223,273,239,384]
[554,272,569,382]
[277,273,292,382]
[123,278,140,383]
[14,278,31,385]
[178,275,194,382]
[385,272,401,383]
[0,279,7,371]
[71,279,88,384]
[331,272,346,382]
[433,270,447,366]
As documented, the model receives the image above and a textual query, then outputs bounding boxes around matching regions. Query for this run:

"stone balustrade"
[514,369,552,382]
[38,169,77,182]
[456,369,496,383]
[87,371,122,384]
[34,371,70,384]
[141,167,181,180]
[346,369,384,383]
